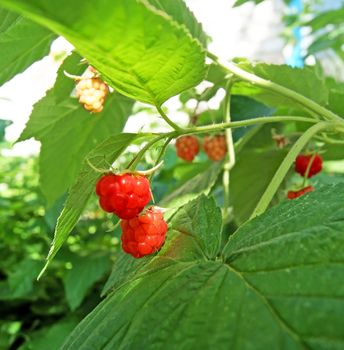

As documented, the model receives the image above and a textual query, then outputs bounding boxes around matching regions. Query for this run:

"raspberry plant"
[0,0,343,349]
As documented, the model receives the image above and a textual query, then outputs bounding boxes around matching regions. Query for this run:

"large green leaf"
[38,133,141,278]
[62,185,344,349]
[19,53,134,205]
[0,259,43,300]
[63,254,110,311]
[232,62,329,109]
[306,8,344,32]
[0,8,55,86]
[171,195,222,259]
[148,0,208,46]
[19,318,79,350]
[0,0,206,105]
[231,148,288,224]
[160,162,221,210]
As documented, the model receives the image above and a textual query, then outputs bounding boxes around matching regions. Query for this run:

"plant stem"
[148,136,173,181]
[127,134,172,170]
[207,52,343,123]
[184,116,317,135]
[251,121,333,219]
[223,79,235,221]
[156,104,184,131]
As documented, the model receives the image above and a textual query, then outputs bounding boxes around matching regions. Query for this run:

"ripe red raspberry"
[203,135,227,161]
[295,153,322,178]
[76,67,109,113]
[95,173,151,219]
[120,207,168,258]
[287,185,314,200]
[175,136,200,162]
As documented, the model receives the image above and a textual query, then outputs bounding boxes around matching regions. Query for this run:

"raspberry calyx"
[295,154,322,178]
[95,173,151,219]
[203,135,227,161]
[120,207,168,258]
[175,135,200,162]
[287,185,314,200]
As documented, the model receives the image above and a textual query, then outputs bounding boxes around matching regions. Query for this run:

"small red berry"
[120,207,168,258]
[95,173,151,219]
[287,185,314,200]
[175,136,200,162]
[203,135,227,161]
[295,154,322,178]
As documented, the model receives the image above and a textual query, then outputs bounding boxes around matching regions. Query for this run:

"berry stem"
[148,136,173,181]
[156,104,184,132]
[251,121,333,219]
[302,153,316,187]
[207,52,343,123]
[127,134,173,171]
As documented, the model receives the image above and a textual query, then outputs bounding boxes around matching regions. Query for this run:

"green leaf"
[0,8,55,86]
[231,148,288,224]
[38,133,141,279]
[171,195,222,259]
[64,254,110,311]
[7,259,42,299]
[232,63,329,109]
[19,318,79,350]
[62,184,344,349]
[307,27,344,57]
[160,162,221,211]
[0,0,206,105]
[233,0,265,7]
[148,0,207,46]
[197,95,274,142]
[101,253,153,296]
[306,8,344,31]
[19,53,134,205]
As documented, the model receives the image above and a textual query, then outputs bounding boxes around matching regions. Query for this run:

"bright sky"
[0,0,287,157]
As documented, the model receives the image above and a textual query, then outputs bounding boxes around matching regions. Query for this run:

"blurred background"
[0,0,343,349]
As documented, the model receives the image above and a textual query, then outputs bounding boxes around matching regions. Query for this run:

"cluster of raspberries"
[287,153,323,200]
[96,173,168,258]
[175,135,227,162]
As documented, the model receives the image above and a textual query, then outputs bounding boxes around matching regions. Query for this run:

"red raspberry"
[287,185,314,200]
[76,67,109,113]
[295,154,322,178]
[175,136,200,162]
[120,207,168,258]
[203,135,227,161]
[95,173,151,219]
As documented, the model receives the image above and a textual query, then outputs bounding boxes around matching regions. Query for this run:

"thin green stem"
[148,136,173,181]
[207,52,343,123]
[302,153,316,187]
[127,134,171,170]
[156,104,183,131]
[184,116,317,135]
[251,121,333,219]
[223,78,235,222]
